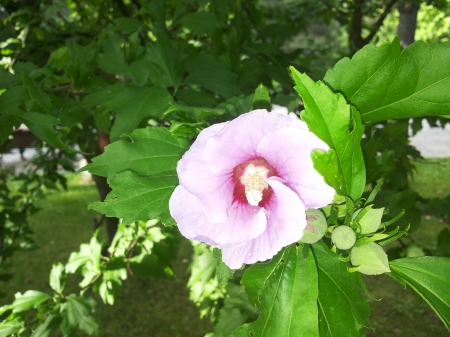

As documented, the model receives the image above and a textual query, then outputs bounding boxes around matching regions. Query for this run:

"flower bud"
[300,209,327,244]
[331,226,356,250]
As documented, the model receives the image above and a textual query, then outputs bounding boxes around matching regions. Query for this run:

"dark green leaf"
[63,295,99,335]
[231,244,319,337]
[0,68,17,89]
[22,74,51,112]
[291,68,366,200]
[312,241,372,336]
[108,86,172,140]
[180,12,219,36]
[89,171,177,225]
[0,85,27,114]
[30,314,62,337]
[185,69,241,99]
[0,114,20,145]
[390,257,450,329]
[7,110,73,152]
[81,127,189,180]
[10,290,51,313]
[324,38,450,123]
[97,34,129,75]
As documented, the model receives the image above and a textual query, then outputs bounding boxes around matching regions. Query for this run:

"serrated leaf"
[22,74,51,112]
[97,34,129,75]
[252,83,271,111]
[63,295,98,335]
[291,68,366,200]
[0,114,20,145]
[108,86,172,140]
[231,244,319,337]
[49,263,66,294]
[10,290,50,313]
[324,38,450,123]
[7,110,73,152]
[89,171,177,225]
[351,242,391,275]
[81,127,189,180]
[390,257,450,329]
[312,241,372,336]
[30,314,62,337]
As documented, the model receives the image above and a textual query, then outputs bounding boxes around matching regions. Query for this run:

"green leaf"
[231,244,319,337]
[390,257,450,330]
[324,38,450,123]
[30,314,62,337]
[7,110,73,152]
[66,236,102,275]
[49,263,66,294]
[291,68,366,200]
[311,149,344,196]
[252,83,271,111]
[0,85,27,114]
[81,127,189,180]
[22,74,51,112]
[353,206,384,234]
[0,114,20,145]
[185,69,241,99]
[89,171,177,225]
[10,290,51,313]
[63,295,99,335]
[108,86,172,140]
[0,318,24,336]
[97,33,129,75]
[0,68,17,89]
[351,242,391,275]
[180,12,219,36]
[312,241,372,336]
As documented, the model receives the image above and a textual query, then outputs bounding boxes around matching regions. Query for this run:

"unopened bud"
[300,209,327,244]
[331,226,356,250]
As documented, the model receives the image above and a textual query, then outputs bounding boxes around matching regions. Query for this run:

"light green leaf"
[312,241,372,336]
[231,244,319,337]
[89,171,177,225]
[0,318,23,336]
[30,314,62,337]
[49,263,66,294]
[81,127,189,180]
[354,206,384,234]
[390,257,450,330]
[291,68,366,200]
[7,110,73,152]
[108,86,172,140]
[324,38,450,123]
[310,148,344,195]
[66,236,102,275]
[252,83,271,111]
[351,242,391,275]
[10,290,51,313]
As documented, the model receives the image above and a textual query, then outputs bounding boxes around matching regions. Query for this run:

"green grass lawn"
[2,159,450,337]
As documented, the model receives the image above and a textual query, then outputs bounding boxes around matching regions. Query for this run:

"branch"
[363,0,398,44]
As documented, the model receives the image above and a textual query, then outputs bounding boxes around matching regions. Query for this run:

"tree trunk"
[84,129,118,243]
[349,0,365,53]
[397,1,420,48]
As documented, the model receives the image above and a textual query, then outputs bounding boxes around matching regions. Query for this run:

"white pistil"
[240,164,269,206]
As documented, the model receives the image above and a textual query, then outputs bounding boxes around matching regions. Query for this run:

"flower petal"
[221,178,306,269]
[203,110,306,174]
[177,122,233,222]
[169,185,267,246]
[256,126,335,209]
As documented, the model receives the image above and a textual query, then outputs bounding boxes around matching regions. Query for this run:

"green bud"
[331,226,356,250]
[351,242,391,275]
[353,206,384,234]
[300,209,327,244]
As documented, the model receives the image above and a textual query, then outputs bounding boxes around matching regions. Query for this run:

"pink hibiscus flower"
[169,109,335,269]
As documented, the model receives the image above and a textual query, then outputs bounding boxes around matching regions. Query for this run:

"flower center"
[232,158,276,206]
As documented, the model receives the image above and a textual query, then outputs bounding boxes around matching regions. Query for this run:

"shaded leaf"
[231,244,319,337]
[312,241,372,336]
[10,290,50,313]
[22,74,51,112]
[30,314,62,337]
[81,127,189,180]
[390,257,450,329]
